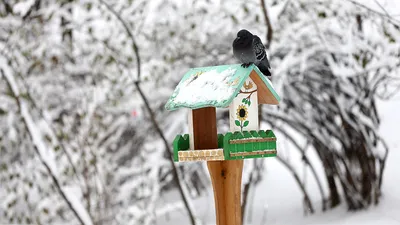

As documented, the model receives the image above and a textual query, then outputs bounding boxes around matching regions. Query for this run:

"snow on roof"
[165,64,280,111]
[174,68,236,106]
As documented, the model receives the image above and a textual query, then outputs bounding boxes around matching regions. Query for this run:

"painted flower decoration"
[236,105,248,121]
[235,105,249,132]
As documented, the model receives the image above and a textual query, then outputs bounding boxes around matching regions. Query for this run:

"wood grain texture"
[230,150,277,157]
[207,160,243,225]
[192,107,243,225]
[229,137,276,144]
[249,70,279,105]
[192,107,218,149]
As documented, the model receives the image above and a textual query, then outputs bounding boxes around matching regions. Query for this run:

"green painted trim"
[250,130,260,137]
[173,130,277,161]
[265,130,276,137]
[173,134,190,162]
[250,130,260,151]
[218,134,224,148]
[173,135,181,162]
[182,134,190,149]
[223,132,233,160]
[227,130,277,159]
[252,66,281,102]
[242,131,253,155]
[165,64,280,111]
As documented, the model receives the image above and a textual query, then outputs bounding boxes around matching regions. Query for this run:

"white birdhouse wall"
[229,77,259,132]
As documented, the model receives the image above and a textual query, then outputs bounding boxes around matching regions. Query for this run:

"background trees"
[1,0,399,224]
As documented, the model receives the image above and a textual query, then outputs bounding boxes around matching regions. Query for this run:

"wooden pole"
[191,107,243,225]
[207,160,243,225]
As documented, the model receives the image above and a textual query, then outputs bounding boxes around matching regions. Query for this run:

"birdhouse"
[165,64,280,162]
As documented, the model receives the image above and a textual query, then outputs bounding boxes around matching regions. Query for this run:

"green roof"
[165,64,280,111]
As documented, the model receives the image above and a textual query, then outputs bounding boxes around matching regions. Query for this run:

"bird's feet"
[241,63,253,68]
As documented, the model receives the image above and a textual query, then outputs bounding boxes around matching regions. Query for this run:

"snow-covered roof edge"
[165,64,280,111]
[251,65,281,104]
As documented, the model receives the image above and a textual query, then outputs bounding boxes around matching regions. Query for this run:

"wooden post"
[191,107,243,225]
[207,160,243,225]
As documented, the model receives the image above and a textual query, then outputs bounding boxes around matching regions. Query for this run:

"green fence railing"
[173,130,277,161]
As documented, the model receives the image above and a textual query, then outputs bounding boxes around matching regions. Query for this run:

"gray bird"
[232,29,271,76]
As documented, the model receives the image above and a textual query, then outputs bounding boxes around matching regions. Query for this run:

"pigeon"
[232,29,271,76]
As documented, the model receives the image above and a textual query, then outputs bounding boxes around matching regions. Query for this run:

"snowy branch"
[345,0,400,27]
[268,122,327,211]
[260,0,273,49]
[97,0,141,82]
[96,1,197,224]
[275,155,315,213]
[1,68,94,225]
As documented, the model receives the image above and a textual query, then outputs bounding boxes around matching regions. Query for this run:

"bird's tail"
[257,60,272,76]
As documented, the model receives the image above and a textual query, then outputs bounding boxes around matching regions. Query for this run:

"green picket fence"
[173,130,277,161]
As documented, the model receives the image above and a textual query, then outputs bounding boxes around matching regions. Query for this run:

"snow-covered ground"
[156,96,400,225]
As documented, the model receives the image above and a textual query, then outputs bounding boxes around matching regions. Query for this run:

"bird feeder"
[165,64,280,225]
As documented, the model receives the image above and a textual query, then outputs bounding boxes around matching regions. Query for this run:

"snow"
[1,62,58,175]
[264,76,275,90]
[13,0,35,16]
[351,0,400,19]
[1,65,94,225]
[156,96,400,225]
[1,0,400,224]
[0,62,19,96]
[63,187,94,225]
[174,68,237,106]
[21,101,59,174]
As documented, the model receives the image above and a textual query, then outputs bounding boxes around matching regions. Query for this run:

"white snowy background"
[1,0,400,224]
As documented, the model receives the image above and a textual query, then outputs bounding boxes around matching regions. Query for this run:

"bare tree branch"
[15,71,83,185]
[242,160,261,224]
[373,0,391,18]
[346,0,400,27]
[276,155,315,213]
[260,0,273,49]
[97,1,197,224]
[22,0,41,20]
[267,122,327,211]
[3,0,14,15]
[98,0,141,82]
[1,69,91,225]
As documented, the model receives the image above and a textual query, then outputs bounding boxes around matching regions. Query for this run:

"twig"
[22,0,41,20]
[97,1,197,224]
[98,0,141,81]
[3,0,14,14]
[276,155,315,213]
[133,82,197,224]
[239,90,257,94]
[260,0,273,49]
[346,0,400,27]
[376,135,389,204]
[15,71,82,186]
[268,122,327,211]
[2,69,90,225]
[242,159,264,224]
[276,0,291,19]
[373,0,391,18]
[242,168,254,224]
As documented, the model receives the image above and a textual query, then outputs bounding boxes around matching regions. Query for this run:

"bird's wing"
[253,35,270,69]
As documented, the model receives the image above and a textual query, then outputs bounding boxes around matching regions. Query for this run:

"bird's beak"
[237,37,241,40]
